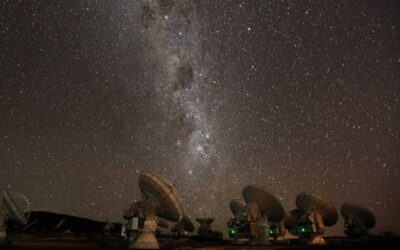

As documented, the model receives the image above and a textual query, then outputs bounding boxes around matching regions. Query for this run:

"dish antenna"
[196,218,215,236]
[341,203,376,237]
[290,192,338,244]
[127,172,183,249]
[227,185,285,243]
[229,199,245,219]
[195,217,222,239]
[243,185,286,243]
[227,199,246,240]
[0,191,31,240]
[243,185,285,223]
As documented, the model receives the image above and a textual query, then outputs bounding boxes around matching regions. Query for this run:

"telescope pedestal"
[248,221,270,245]
[130,220,159,249]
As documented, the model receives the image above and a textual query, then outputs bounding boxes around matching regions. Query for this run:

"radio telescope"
[287,192,338,244]
[243,185,285,243]
[227,199,246,239]
[125,172,183,249]
[229,199,245,219]
[227,185,286,244]
[0,191,31,240]
[341,203,376,237]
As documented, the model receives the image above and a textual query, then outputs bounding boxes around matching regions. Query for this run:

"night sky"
[1,1,399,236]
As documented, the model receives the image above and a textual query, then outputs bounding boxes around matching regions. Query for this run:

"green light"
[229,229,236,235]
[301,227,306,232]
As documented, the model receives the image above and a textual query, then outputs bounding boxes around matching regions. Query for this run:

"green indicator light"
[301,227,306,232]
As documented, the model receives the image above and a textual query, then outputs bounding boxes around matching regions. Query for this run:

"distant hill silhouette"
[7,211,122,234]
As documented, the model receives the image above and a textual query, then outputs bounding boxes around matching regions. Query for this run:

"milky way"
[137,1,217,175]
[1,0,399,236]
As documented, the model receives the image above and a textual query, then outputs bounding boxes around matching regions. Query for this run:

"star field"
[0,0,399,236]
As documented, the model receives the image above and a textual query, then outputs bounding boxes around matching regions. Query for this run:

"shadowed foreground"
[1,233,399,250]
